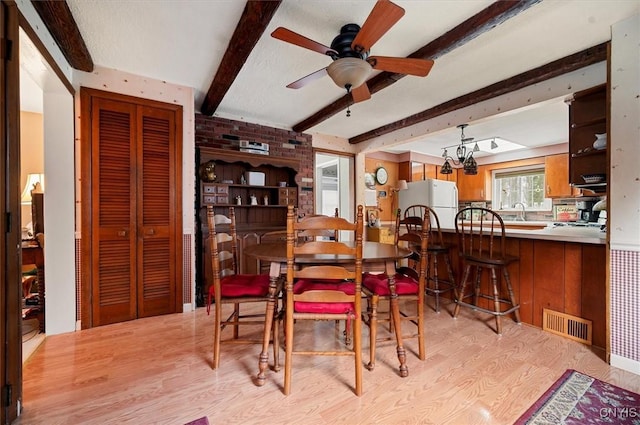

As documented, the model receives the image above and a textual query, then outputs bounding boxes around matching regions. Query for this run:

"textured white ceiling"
[60,0,639,158]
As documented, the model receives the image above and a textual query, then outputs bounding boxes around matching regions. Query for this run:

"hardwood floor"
[16,298,640,425]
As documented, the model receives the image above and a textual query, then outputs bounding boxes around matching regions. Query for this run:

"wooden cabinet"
[197,147,299,226]
[457,166,488,201]
[398,161,437,182]
[195,147,300,305]
[544,153,576,198]
[80,88,183,328]
[568,84,607,193]
[278,187,297,205]
[440,232,606,350]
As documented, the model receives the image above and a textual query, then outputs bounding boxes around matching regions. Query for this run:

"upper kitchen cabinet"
[398,161,436,182]
[545,153,577,198]
[568,84,607,193]
[457,165,489,201]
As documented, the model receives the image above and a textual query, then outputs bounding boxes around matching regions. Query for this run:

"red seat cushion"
[211,274,271,298]
[293,279,355,314]
[362,272,419,296]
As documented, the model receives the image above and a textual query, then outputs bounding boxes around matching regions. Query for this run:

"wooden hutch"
[195,147,300,305]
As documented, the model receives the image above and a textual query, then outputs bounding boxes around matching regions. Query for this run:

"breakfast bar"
[437,223,607,352]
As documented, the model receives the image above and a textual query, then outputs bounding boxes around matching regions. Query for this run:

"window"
[492,166,551,211]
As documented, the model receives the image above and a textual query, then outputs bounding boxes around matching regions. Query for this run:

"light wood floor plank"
[16,298,640,425]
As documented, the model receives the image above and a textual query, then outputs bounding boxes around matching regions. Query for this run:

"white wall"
[609,14,640,251]
[609,13,640,375]
[43,92,76,334]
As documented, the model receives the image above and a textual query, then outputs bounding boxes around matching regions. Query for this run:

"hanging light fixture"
[326,58,372,93]
[439,124,478,175]
[325,23,372,95]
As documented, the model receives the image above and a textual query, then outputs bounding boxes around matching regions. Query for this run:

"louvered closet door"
[135,106,177,317]
[91,98,138,325]
[87,95,181,327]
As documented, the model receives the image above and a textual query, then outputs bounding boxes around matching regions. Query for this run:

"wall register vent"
[543,309,593,345]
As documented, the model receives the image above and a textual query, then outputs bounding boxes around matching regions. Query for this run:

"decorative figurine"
[198,160,216,182]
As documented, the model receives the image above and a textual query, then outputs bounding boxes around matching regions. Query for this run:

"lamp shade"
[396,179,408,191]
[440,159,453,175]
[21,173,45,205]
[326,57,372,90]
[463,156,478,175]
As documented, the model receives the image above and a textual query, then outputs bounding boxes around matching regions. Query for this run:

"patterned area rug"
[515,369,640,424]
[184,417,209,425]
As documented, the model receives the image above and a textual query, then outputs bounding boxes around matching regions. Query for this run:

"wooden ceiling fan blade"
[271,27,337,56]
[351,83,371,103]
[351,0,405,53]
[368,56,434,77]
[286,67,328,89]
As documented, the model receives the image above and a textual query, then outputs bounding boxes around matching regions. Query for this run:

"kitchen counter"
[441,222,606,245]
[435,224,607,349]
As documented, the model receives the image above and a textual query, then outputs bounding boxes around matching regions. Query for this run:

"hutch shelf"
[195,147,300,305]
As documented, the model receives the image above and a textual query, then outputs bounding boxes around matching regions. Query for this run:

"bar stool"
[452,207,520,334]
[403,205,457,313]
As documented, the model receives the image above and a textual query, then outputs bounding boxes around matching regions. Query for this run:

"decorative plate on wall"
[365,172,376,189]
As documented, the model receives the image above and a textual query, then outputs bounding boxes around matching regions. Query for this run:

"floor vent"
[543,309,592,345]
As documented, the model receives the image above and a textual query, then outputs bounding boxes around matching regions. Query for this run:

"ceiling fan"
[271,0,434,104]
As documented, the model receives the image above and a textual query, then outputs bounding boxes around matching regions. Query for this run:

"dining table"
[243,240,413,386]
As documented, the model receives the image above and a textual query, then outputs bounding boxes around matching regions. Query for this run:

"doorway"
[314,151,355,220]
[1,7,75,421]
[19,25,76,335]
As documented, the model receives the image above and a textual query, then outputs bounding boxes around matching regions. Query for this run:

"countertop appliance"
[576,200,598,222]
[399,179,458,228]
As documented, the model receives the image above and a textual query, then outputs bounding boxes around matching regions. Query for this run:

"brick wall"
[195,114,314,216]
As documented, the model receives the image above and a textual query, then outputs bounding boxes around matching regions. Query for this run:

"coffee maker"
[576,200,598,222]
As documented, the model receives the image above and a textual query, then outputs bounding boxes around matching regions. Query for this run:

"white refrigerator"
[398,179,459,229]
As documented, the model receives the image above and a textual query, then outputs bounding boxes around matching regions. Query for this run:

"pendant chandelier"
[440,124,479,176]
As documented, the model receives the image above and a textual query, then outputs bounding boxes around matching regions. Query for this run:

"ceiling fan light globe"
[327,58,372,90]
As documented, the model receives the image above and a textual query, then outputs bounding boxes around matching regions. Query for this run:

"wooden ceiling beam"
[30,0,94,72]
[349,42,608,144]
[292,0,540,133]
[200,1,282,116]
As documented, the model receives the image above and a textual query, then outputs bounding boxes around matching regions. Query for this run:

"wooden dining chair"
[283,204,364,396]
[256,208,340,274]
[403,204,458,313]
[206,206,281,370]
[362,208,429,371]
[453,207,520,334]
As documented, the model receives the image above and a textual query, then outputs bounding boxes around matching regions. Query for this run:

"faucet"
[513,202,526,221]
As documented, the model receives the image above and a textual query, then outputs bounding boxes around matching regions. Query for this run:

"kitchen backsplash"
[459,196,604,222]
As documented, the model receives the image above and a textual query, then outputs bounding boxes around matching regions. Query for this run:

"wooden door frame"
[80,87,183,328]
[2,1,22,422]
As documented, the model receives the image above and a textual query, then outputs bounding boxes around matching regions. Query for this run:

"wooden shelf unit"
[195,147,300,306]
[568,84,608,192]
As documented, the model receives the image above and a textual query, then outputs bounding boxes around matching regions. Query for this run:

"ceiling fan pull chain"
[346,105,351,117]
